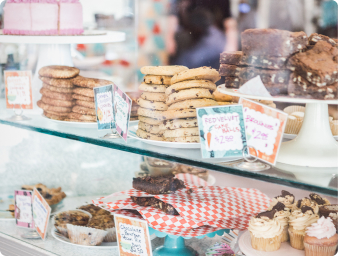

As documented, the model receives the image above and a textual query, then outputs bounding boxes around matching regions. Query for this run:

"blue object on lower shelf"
[149,227,230,256]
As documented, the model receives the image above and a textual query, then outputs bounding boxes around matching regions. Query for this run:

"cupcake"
[330,120,338,136]
[288,206,319,250]
[54,210,91,237]
[309,193,331,206]
[87,214,116,242]
[248,210,283,252]
[269,190,295,209]
[304,217,338,256]
[271,202,291,242]
[293,197,319,214]
[67,224,107,246]
[319,204,338,233]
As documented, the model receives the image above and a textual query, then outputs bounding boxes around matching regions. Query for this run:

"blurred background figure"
[166,0,238,69]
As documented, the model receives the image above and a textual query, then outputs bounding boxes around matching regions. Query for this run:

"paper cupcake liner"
[283,105,306,115]
[56,224,69,238]
[330,120,338,136]
[288,228,305,250]
[67,224,108,246]
[103,227,117,242]
[304,242,338,256]
[249,231,282,252]
[281,226,289,243]
[285,117,303,134]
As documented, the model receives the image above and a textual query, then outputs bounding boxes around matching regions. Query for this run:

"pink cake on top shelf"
[3,0,83,36]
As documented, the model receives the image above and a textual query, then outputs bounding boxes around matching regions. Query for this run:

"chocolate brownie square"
[240,67,291,85]
[224,77,241,89]
[308,33,338,47]
[132,174,185,194]
[220,51,243,65]
[287,41,338,86]
[219,64,242,77]
[240,55,288,69]
[241,29,308,57]
[130,196,179,215]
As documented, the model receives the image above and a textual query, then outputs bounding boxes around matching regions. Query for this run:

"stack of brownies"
[136,66,188,141]
[161,67,220,143]
[38,65,79,121]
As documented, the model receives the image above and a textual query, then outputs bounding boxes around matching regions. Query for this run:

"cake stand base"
[277,103,338,167]
[153,237,197,256]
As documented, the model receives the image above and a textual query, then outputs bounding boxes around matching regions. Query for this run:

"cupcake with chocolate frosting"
[270,202,291,242]
[293,197,319,214]
[248,209,283,252]
[304,216,338,256]
[269,190,295,209]
[288,206,319,250]
[309,193,330,207]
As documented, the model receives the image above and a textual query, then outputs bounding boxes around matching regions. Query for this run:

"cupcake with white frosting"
[319,204,338,233]
[304,216,338,256]
[293,197,319,214]
[288,206,319,250]
[269,190,295,209]
[248,209,283,252]
[270,202,291,242]
[309,193,331,207]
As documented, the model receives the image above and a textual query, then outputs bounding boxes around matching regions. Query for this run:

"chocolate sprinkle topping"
[256,209,277,219]
[272,202,286,212]
[309,193,326,205]
[301,206,314,214]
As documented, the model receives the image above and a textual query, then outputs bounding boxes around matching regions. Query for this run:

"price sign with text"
[32,188,51,240]
[239,98,288,165]
[15,190,34,229]
[5,71,33,109]
[93,85,114,130]
[114,214,152,256]
[114,85,132,142]
[196,105,248,158]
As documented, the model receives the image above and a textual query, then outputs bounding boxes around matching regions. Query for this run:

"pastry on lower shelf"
[78,204,110,216]
[133,174,185,194]
[7,204,14,217]
[172,164,209,181]
[130,196,179,215]
[87,215,116,242]
[304,216,338,256]
[21,183,66,206]
[67,224,107,246]
[54,210,91,237]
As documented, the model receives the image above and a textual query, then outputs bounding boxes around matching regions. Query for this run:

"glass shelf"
[0,105,336,196]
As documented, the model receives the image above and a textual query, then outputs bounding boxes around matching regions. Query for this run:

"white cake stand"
[217,85,338,168]
[0,30,126,111]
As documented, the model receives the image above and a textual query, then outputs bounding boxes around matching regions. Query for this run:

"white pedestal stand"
[217,85,338,168]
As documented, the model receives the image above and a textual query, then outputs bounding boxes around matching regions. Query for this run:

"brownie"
[132,174,186,194]
[87,215,115,230]
[241,29,308,57]
[131,196,179,215]
[220,51,243,65]
[240,55,289,69]
[287,41,338,86]
[219,64,242,77]
[224,77,241,89]
[308,33,338,47]
[240,67,291,85]
[288,73,338,100]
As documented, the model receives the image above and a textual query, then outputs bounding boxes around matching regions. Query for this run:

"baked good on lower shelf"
[21,183,66,206]
[54,210,91,237]
[78,204,110,216]
[130,196,179,215]
[7,204,14,217]
[172,164,209,181]
[67,224,107,246]
[132,174,185,194]
[87,215,116,242]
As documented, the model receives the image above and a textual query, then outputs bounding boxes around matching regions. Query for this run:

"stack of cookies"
[126,92,142,121]
[136,66,188,141]
[69,76,112,123]
[160,67,220,143]
[37,65,79,120]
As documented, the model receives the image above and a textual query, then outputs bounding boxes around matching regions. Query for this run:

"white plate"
[283,133,338,140]
[128,125,201,149]
[42,114,97,129]
[51,229,117,249]
[239,230,304,256]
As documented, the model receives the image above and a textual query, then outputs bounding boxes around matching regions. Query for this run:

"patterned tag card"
[93,84,114,130]
[114,85,132,142]
[5,70,33,109]
[196,105,248,158]
[32,188,51,240]
[239,98,288,165]
[15,190,34,229]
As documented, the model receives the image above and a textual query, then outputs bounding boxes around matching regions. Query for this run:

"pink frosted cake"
[3,0,83,36]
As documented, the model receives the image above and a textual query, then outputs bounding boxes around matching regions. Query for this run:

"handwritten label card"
[15,190,34,229]
[114,85,132,142]
[5,71,33,109]
[94,85,114,130]
[196,105,247,158]
[114,214,152,256]
[32,188,51,240]
[240,98,288,165]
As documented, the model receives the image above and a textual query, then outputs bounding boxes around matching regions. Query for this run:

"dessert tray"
[41,114,97,129]
[238,230,303,256]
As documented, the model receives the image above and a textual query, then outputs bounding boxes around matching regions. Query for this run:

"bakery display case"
[0,0,337,256]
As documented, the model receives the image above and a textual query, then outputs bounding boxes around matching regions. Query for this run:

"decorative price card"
[114,85,132,142]
[196,105,248,158]
[15,190,34,228]
[32,188,51,240]
[114,214,152,256]
[5,71,33,109]
[93,85,114,130]
[239,98,288,165]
